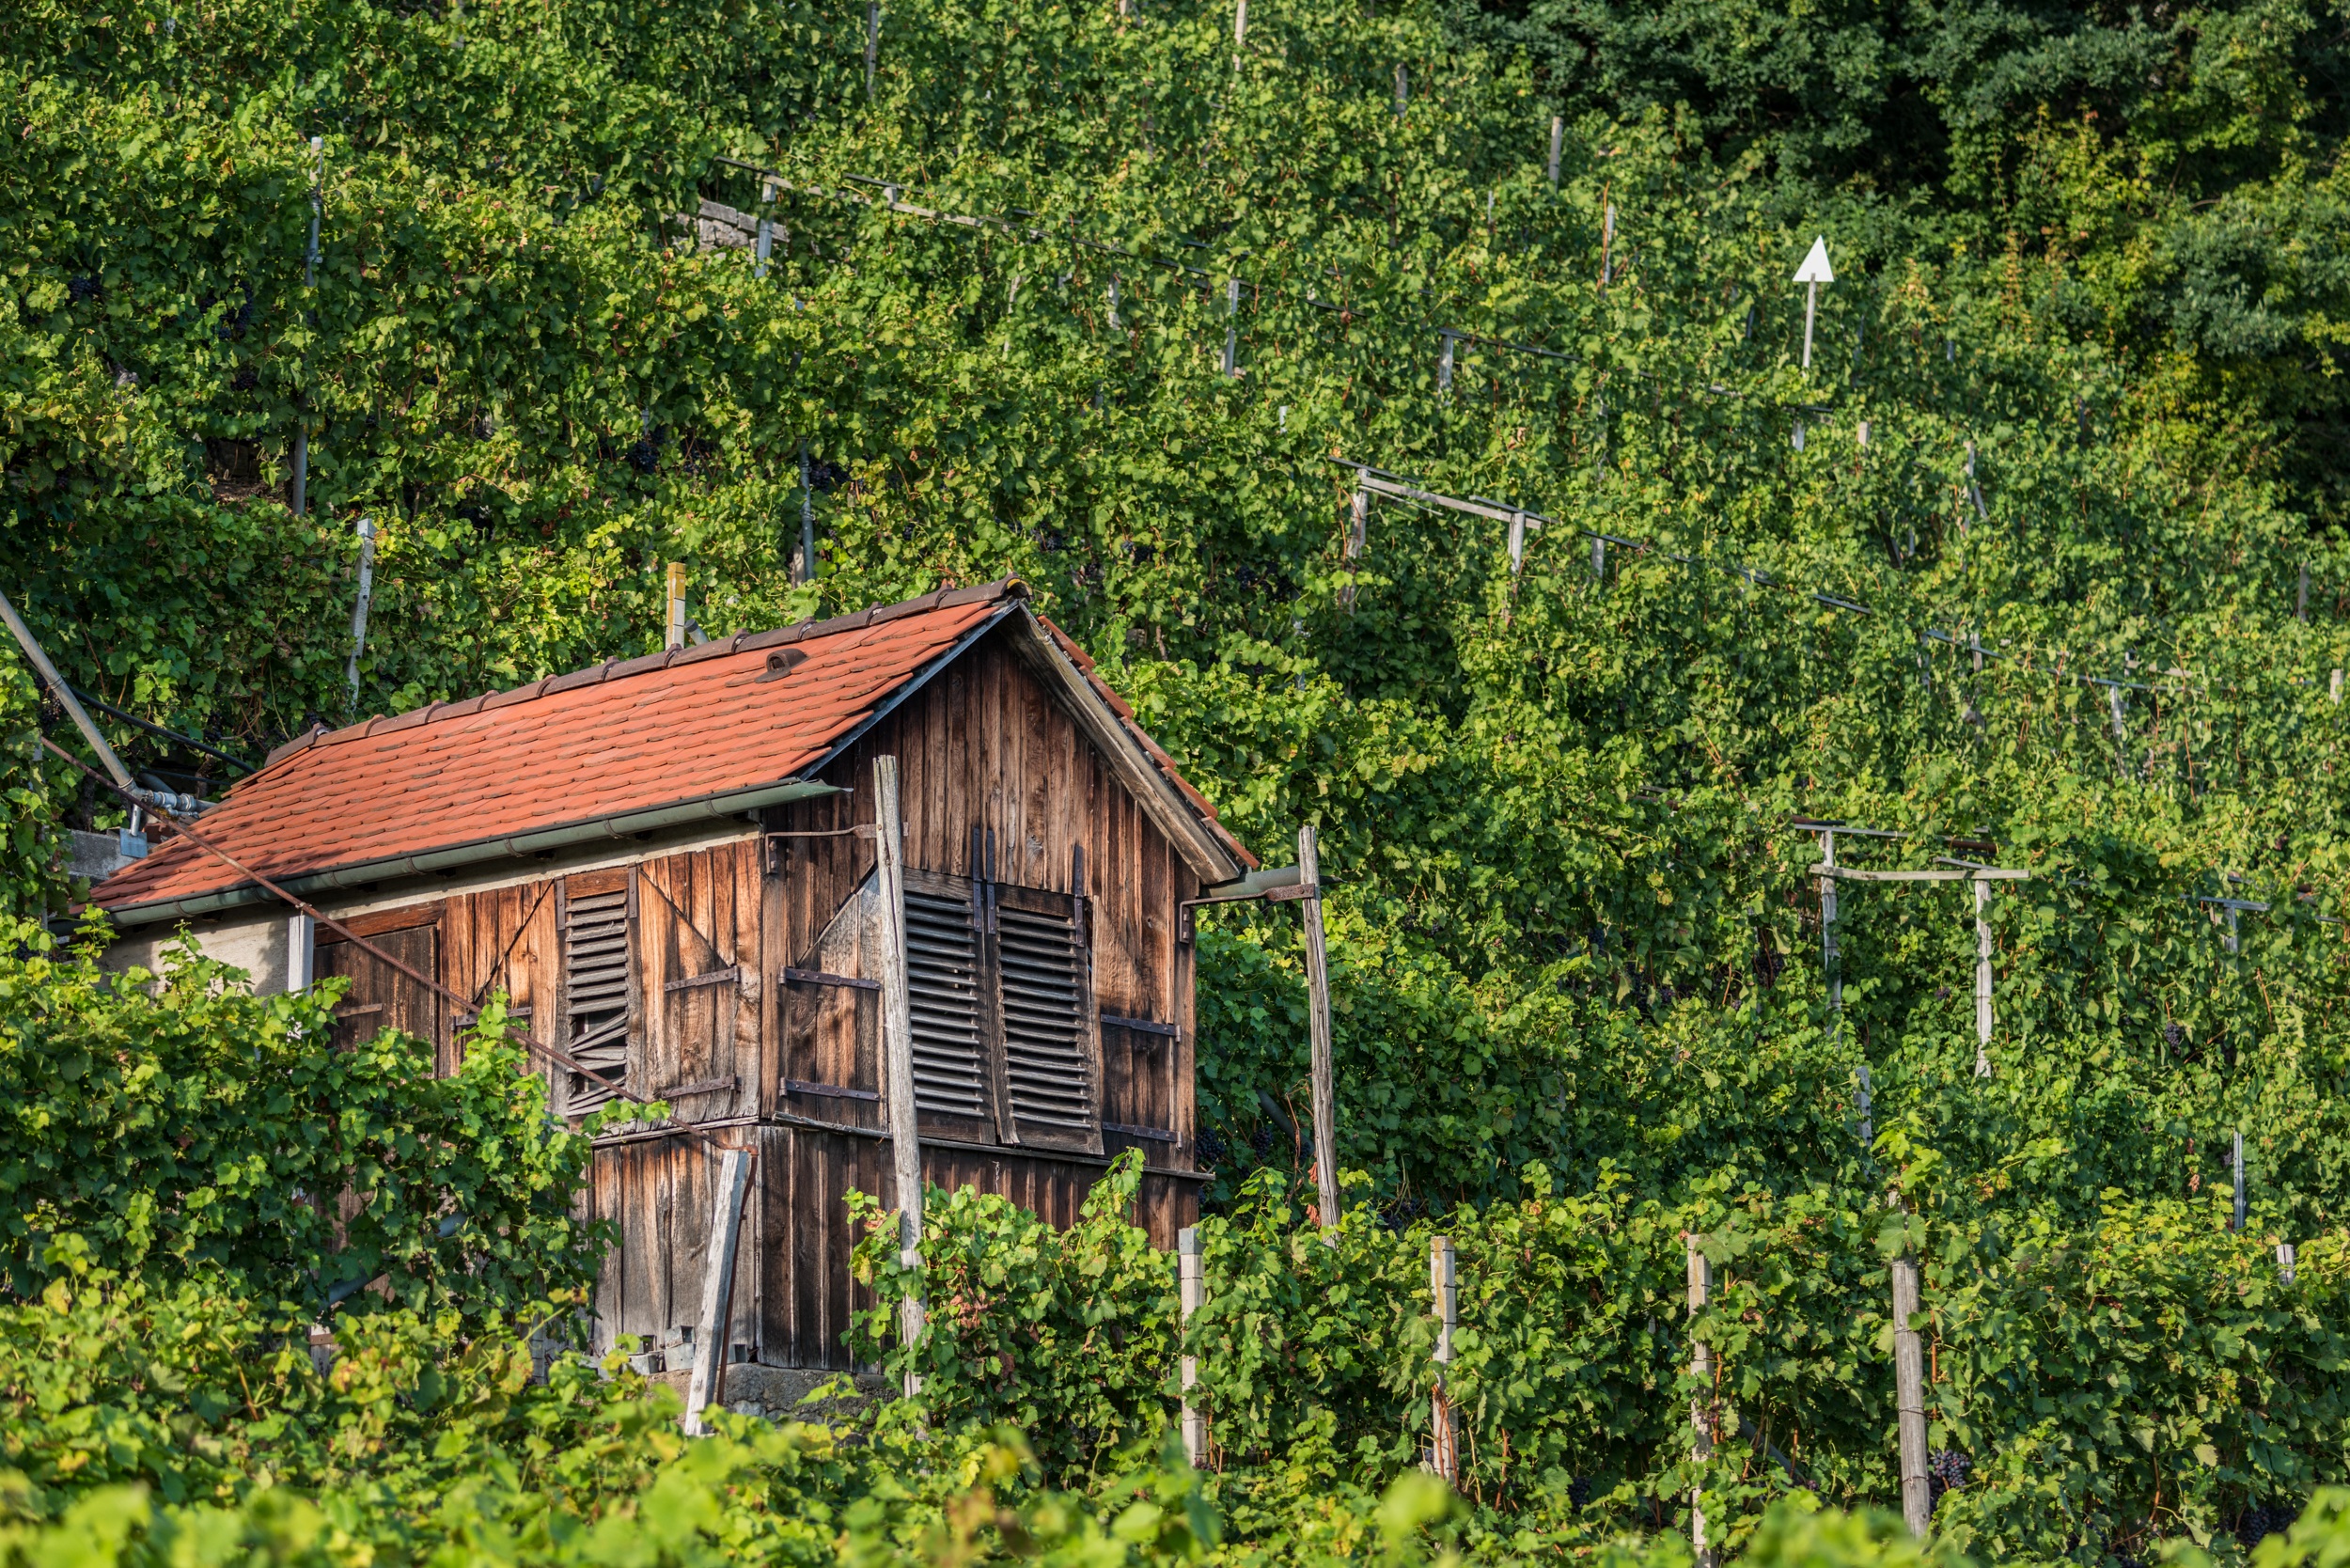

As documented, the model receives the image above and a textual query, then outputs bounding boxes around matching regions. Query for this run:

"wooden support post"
[1818,830,1841,1031]
[1436,330,1454,392]
[754,177,776,279]
[796,443,815,585]
[1394,63,1407,117]
[1508,510,1527,575]
[2298,561,2309,621]
[864,1,879,100]
[1231,0,1245,70]
[292,135,322,521]
[1973,874,1994,1078]
[1891,1251,1931,1537]
[1429,1235,1457,1483]
[872,756,926,1397]
[682,1146,755,1435]
[2233,1131,2246,1232]
[1340,488,1366,612]
[665,562,687,651]
[1179,1227,1204,1465]
[1547,115,1562,191]
[1299,825,1340,1229]
[345,517,375,713]
[1222,277,1240,378]
[2279,1242,2296,1285]
[1687,1233,1715,1568]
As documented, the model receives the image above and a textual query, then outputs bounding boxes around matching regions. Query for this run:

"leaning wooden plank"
[871,756,928,1398]
[681,1145,755,1435]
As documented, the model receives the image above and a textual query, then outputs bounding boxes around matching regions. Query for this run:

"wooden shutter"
[902,886,990,1120]
[563,882,633,1112]
[995,902,1092,1132]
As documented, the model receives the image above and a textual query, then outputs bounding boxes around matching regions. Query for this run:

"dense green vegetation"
[7,0,2350,1560]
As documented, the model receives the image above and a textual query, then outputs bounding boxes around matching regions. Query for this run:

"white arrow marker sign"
[1794,236,1833,371]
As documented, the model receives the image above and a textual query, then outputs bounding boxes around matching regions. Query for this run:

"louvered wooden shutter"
[995,903,1092,1130]
[564,885,632,1111]
[902,887,990,1119]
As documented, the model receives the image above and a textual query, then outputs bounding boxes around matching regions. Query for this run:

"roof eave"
[99,776,843,928]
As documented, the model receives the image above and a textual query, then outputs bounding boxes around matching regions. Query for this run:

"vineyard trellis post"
[1817,829,1841,1030]
[2233,1131,2246,1232]
[1687,1233,1715,1568]
[1429,1235,1457,1483]
[1300,824,1340,1229]
[873,756,926,1398]
[1341,485,1367,611]
[1179,1227,1204,1464]
[755,177,776,279]
[865,2,879,101]
[292,134,323,518]
[2280,1242,2296,1283]
[682,1145,755,1435]
[796,443,815,585]
[1547,115,1562,190]
[344,517,375,714]
[1891,1248,1930,1536]
[1222,278,1240,378]
[1973,873,1994,1077]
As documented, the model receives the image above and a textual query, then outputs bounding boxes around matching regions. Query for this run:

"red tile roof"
[95,580,1248,917]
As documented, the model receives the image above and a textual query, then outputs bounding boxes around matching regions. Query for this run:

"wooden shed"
[93,579,1261,1370]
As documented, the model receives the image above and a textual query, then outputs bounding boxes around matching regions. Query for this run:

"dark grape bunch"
[1568,1476,1592,1509]
[2235,1500,2299,1549]
[1928,1449,1973,1503]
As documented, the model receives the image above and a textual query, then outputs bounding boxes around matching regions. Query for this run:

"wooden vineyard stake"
[344,516,375,714]
[1299,825,1340,1229]
[796,442,815,585]
[1180,1227,1205,1464]
[682,1146,755,1435]
[1429,1235,1457,1483]
[1891,1249,1931,1536]
[872,755,927,1397]
[1817,829,1841,1033]
[292,134,323,519]
[665,562,687,651]
[2233,1131,2246,1232]
[865,1,879,101]
[1547,115,1562,191]
[2280,1242,2297,1285]
[1231,0,1245,70]
[1340,486,1367,612]
[1687,1233,1715,1568]
[1222,278,1240,377]
[1973,874,1994,1077]
[1436,329,1455,393]
[754,177,776,279]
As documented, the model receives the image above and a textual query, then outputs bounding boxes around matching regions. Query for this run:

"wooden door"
[317,921,443,1058]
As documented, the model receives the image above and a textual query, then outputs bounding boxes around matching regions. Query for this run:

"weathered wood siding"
[307,619,1210,1369]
